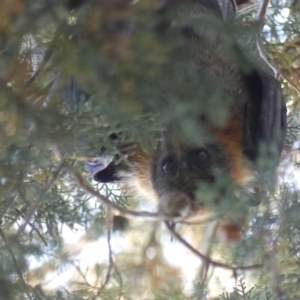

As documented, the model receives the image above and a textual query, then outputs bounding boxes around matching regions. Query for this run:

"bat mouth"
[85,156,119,182]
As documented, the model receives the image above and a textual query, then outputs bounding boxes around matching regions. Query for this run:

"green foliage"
[0,0,299,299]
[220,279,272,300]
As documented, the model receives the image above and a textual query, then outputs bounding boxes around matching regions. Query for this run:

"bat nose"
[84,156,113,177]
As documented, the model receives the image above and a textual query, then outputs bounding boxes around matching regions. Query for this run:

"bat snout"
[158,191,192,221]
[84,156,112,175]
[84,155,117,182]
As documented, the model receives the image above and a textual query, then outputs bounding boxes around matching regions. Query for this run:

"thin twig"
[0,229,32,299]
[198,220,219,282]
[93,208,123,300]
[270,237,283,300]
[0,194,18,221]
[165,221,262,272]
[255,0,269,22]
[27,220,48,246]
[65,163,159,220]
[256,33,280,78]
[255,0,280,77]
[71,261,92,287]
[281,75,300,95]
[237,3,259,16]
[17,162,64,235]
[100,208,114,289]
[141,222,160,259]
[26,24,66,89]
[15,209,48,246]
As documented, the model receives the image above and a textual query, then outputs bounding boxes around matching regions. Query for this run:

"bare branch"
[93,208,123,299]
[281,75,300,95]
[198,220,219,282]
[15,209,48,246]
[165,221,262,272]
[27,221,48,247]
[26,24,67,89]
[71,261,93,287]
[270,237,283,300]
[255,0,280,77]
[65,163,159,220]
[256,32,280,78]
[237,3,259,16]
[255,0,270,22]
[100,208,114,289]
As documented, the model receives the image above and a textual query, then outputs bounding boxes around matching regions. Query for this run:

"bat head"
[149,130,233,220]
[84,127,249,221]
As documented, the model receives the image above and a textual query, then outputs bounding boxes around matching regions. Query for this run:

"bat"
[84,0,287,222]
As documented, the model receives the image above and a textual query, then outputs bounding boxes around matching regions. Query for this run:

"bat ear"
[85,156,120,183]
[243,69,287,167]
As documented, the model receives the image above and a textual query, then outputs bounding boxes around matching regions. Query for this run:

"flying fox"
[84,0,287,221]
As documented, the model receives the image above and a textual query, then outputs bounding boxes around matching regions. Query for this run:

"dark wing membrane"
[243,68,287,165]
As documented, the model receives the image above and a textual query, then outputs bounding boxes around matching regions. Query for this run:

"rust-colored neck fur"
[126,118,255,204]
[212,117,254,186]
[129,147,158,202]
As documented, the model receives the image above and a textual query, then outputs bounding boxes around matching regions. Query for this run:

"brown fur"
[212,117,254,187]
[128,147,158,202]
[125,116,255,206]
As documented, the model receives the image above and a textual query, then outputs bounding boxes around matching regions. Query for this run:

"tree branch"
[237,3,259,16]
[255,0,280,78]
[198,220,219,282]
[93,207,123,299]
[15,209,48,247]
[281,75,300,95]
[270,237,283,300]
[65,163,159,220]
[165,221,262,273]
[255,0,269,22]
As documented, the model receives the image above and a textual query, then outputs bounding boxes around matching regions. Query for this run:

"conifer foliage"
[0,0,299,299]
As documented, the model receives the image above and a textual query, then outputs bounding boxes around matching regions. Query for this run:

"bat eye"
[162,158,174,174]
[193,148,209,159]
